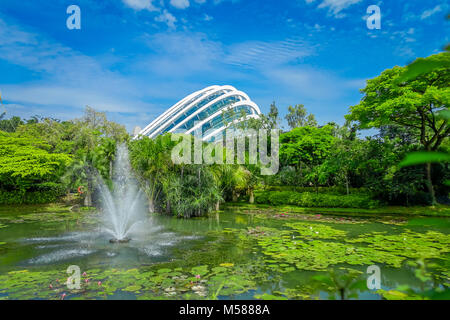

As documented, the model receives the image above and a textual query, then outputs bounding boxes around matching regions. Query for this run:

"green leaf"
[399,151,450,167]
[396,58,450,83]
[437,109,450,120]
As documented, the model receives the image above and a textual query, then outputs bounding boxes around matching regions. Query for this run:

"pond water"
[0,205,449,300]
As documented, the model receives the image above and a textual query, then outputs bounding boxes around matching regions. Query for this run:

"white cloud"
[314,23,323,31]
[0,18,155,123]
[420,5,442,20]
[2,85,147,113]
[395,46,414,58]
[204,14,214,21]
[224,38,314,68]
[133,32,352,106]
[122,0,158,11]
[306,0,362,18]
[170,0,190,10]
[138,32,223,77]
[265,67,354,100]
[155,10,177,29]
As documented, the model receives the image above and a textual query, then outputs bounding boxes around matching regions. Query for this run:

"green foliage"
[346,52,450,204]
[284,104,317,129]
[129,134,224,217]
[0,183,65,204]
[0,107,129,205]
[0,116,24,132]
[259,185,365,194]
[254,190,380,209]
[0,131,72,197]
[396,52,450,83]
[346,52,449,148]
[280,125,336,169]
[400,151,450,167]
[163,165,222,218]
[129,134,175,212]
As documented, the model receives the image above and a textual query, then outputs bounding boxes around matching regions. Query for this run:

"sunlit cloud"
[305,0,362,18]
[122,0,159,11]
[170,0,190,10]
[155,10,177,29]
[420,5,442,20]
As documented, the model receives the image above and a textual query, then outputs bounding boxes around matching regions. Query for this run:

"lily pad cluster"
[0,262,265,300]
[229,222,450,273]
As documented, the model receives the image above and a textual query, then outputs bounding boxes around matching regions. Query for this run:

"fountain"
[20,144,197,268]
[97,143,146,243]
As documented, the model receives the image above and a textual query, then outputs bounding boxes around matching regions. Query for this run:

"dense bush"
[254,190,380,209]
[258,185,366,195]
[0,183,66,204]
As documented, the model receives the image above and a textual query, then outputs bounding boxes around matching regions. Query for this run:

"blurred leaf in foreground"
[399,151,450,167]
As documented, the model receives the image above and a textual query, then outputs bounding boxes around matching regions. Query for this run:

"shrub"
[254,191,380,209]
[254,191,270,204]
[0,183,66,205]
[258,185,366,195]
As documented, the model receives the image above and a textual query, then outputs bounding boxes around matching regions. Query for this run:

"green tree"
[0,131,72,192]
[267,101,280,129]
[163,164,222,218]
[321,137,363,195]
[15,118,75,153]
[61,107,129,206]
[280,125,335,169]
[211,164,249,204]
[346,52,450,205]
[284,104,317,129]
[0,116,24,132]
[96,137,117,179]
[129,134,175,212]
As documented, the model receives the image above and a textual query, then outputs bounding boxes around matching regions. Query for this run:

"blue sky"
[0,0,448,132]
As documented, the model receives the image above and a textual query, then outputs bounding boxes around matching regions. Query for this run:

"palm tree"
[211,164,249,206]
[129,134,174,213]
[96,138,116,179]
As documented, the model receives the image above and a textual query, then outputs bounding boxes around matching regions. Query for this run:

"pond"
[0,205,449,300]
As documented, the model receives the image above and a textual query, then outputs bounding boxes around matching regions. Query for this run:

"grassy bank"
[2,201,450,223]
[222,202,450,218]
[0,203,96,215]
[254,190,380,209]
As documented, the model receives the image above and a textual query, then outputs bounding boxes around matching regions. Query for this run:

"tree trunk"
[166,199,171,215]
[215,201,220,211]
[109,161,113,179]
[148,197,155,213]
[84,192,92,207]
[339,288,345,300]
[84,178,93,207]
[249,189,254,204]
[345,174,349,195]
[425,162,437,206]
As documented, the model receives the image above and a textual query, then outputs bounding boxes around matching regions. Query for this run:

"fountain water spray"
[97,143,146,243]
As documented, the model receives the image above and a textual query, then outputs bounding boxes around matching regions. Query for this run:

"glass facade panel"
[157,90,229,133]
[140,86,260,141]
[143,88,215,137]
[201,105,253,135]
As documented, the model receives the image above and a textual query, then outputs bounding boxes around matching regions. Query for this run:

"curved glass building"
[136,85,261,141]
